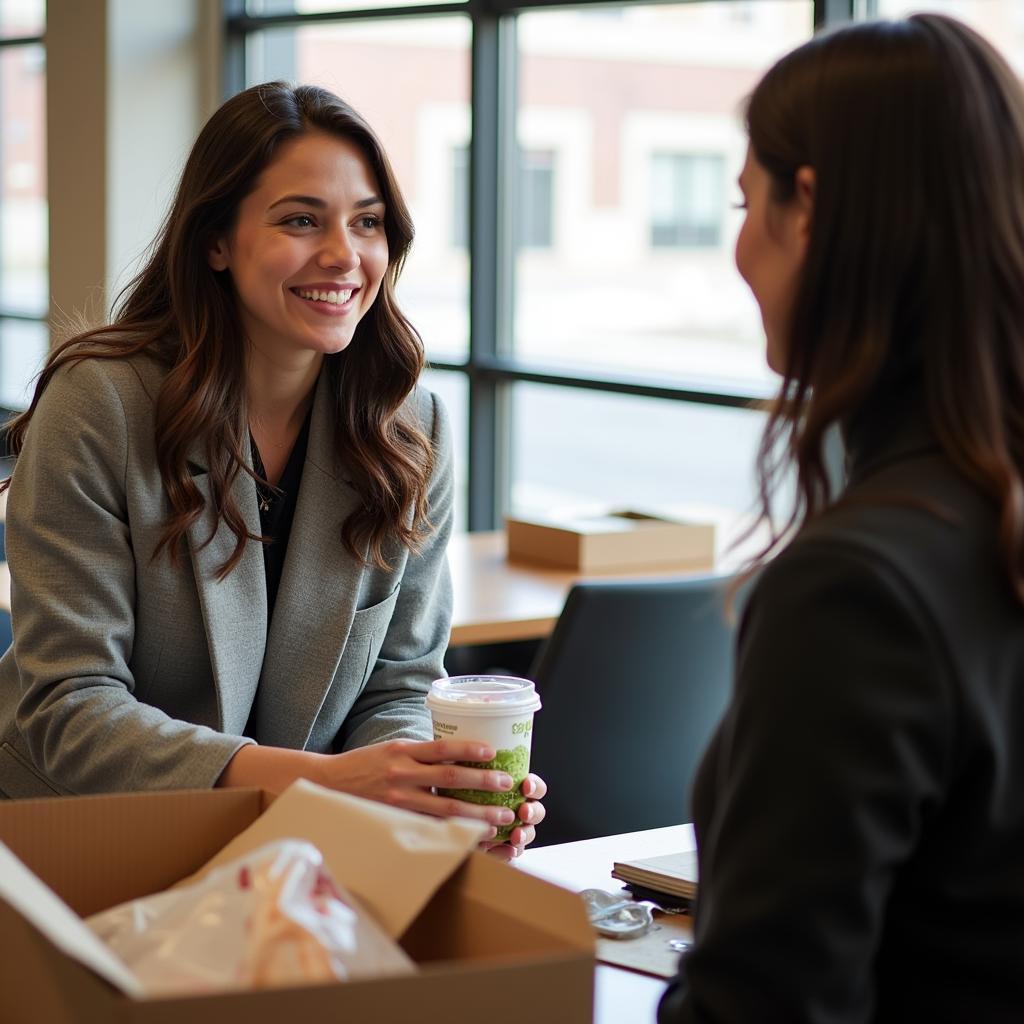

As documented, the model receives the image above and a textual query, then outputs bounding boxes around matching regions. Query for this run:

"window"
[510,382,769,521]
[519,149,554,249]
[452,145,555,251]
[228,1,836,536]
[0,0,46,408]
[451,145,469,250]
[511,3,812,399]
[650,153,725,248]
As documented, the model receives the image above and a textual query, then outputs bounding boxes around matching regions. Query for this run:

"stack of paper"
[611,849,699,901]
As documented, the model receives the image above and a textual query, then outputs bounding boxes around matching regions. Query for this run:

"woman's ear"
[207,236,230,272]
[794,165,815,247]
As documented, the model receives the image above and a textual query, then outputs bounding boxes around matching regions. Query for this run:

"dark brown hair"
[744,15,1024,598]
[5,82,433,576]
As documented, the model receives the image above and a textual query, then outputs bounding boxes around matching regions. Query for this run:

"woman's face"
[734,146,812,374]
[208,130,390,367]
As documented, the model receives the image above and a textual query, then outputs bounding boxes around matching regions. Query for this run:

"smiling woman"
[207,133,390,367]
[0,82,545,858]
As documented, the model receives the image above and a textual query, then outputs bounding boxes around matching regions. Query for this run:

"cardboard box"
[0,785,594,1023]
[506,509,715,572]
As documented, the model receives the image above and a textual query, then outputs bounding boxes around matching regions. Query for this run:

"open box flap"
[185,780,490,938]
[468,854,594,949]
[0,842,143,997]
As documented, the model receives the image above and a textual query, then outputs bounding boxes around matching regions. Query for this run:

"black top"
[251,408,313,626]
[660,406,1024,1023]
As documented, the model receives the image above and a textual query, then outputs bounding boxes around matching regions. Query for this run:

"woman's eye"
[284,214,316,228]
[357,215,383,231]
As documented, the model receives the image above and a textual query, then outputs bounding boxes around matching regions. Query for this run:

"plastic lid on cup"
[426,675,541,715]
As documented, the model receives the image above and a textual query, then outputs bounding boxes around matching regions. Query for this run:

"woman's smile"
[290,284,361,314]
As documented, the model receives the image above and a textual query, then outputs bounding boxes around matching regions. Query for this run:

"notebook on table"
[611,849,698,903]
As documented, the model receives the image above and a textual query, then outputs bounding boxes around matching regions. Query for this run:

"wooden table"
[448,531,715,647]
[516,824,695,1024]
[0,527,716,632]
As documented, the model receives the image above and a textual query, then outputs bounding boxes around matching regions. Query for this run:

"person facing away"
[0,82,544,857]
[660,14,1024,1023]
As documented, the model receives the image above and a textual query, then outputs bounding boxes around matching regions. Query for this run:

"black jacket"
[660,417,1024,1023]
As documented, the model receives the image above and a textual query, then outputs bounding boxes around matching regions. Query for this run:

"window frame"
[0,24,44,323]
[0,19,46,413]
[224,0,855,529]
[0,23,45,325]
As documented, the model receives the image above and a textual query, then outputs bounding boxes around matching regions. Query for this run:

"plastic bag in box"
[87,839,414,996]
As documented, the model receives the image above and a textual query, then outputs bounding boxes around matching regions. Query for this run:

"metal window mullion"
[467,10,515,531]
[222,0,248,97]
[429,355,769,408]
[0,35,44,48]
[227,4,469,31]
[814,0,855,29]
[479,360,769,408]
[0,311,46,323]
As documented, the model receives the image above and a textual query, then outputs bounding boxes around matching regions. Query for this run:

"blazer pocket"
[342,587,402,689]
[0,741,62,799]
[349,586,401,639]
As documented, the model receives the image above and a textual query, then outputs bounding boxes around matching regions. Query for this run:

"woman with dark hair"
[0,82,544,855]
[660,15,1024,1022]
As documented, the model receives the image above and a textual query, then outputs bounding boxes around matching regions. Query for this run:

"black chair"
[528,575,736,846]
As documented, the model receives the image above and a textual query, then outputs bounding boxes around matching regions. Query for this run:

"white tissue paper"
[86,839,414,996]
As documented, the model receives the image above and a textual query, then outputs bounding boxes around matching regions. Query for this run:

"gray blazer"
[0,352,452,798]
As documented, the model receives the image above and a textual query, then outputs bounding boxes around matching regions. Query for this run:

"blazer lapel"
[255,371,367,749]
[186,445,268,736]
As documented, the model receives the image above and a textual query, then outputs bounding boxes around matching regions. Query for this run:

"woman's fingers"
[508,823,536,848]
[516,798,545,827]
[386,760,514,794]
[403,739,496,764]
[353,742,544,838]
[485,843,521,862]
[425,762,517,793]
[405,787,519,828]
[521,773,547,800]
[390,740,518,792]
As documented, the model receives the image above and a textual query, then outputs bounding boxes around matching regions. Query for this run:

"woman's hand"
[217,741,545,848]
[481,773,547,861]
[316,738,521,834]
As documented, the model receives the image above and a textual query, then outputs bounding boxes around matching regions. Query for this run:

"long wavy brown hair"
[4,82,433,577]
[743,14,1024,599]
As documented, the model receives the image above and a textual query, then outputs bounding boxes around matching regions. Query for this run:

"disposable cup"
[426,675,542,842]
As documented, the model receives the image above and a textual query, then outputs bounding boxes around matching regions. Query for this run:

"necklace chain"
[248,404,311,515]
[249,433,276,513]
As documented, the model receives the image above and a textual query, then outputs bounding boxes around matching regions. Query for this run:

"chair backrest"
[528,574,736,846]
